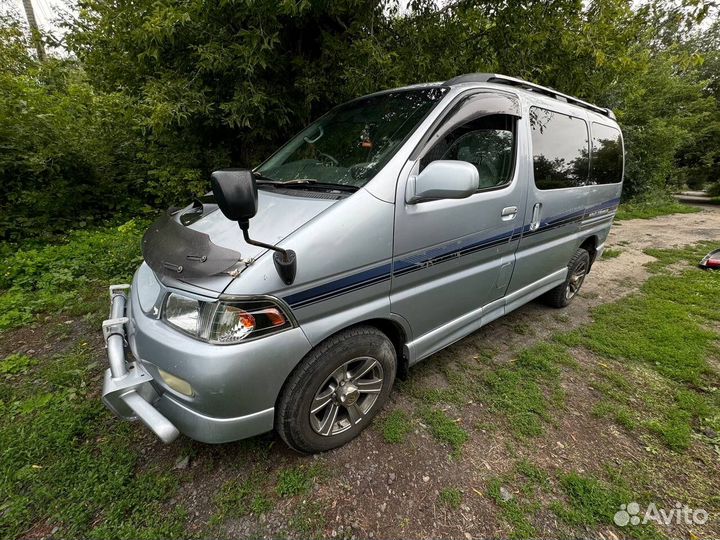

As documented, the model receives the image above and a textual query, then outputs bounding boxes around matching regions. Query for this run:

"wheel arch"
[579,235,599,267]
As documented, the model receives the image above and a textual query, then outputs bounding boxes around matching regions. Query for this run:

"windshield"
[256,87,448,188]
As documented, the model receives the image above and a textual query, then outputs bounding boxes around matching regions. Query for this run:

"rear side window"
[589,123,623,185]
[530,107,589,190]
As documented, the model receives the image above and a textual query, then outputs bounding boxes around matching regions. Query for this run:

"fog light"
[158,368,194,397]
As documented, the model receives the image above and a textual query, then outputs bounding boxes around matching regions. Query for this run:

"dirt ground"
[6,204,720,539]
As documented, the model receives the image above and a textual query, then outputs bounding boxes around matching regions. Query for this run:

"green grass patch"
[0,220,146,332]
[559,243,720,451]
[615,201,699,221]
[602,247,622,259]
[0,345,186,539]
[380,409,412,443]
[487,474,539,540]
[276,464,322,498]
[213,473,273,524]
[439,487,463,509]
[420,408,468,456]
[481,343,571,437]
[552,471,659,538]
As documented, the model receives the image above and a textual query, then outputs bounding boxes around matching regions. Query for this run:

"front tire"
[543,248,590,308]
[275,325,397,453]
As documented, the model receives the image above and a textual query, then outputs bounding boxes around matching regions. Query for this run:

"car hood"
[148,189,340,295]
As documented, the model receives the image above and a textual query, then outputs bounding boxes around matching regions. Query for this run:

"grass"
[488,477,538,540]
[276,464,322,497]
[0,219,146,331]
[380,410,412,443]
[213,473,273,524]
[482,343,571,437]
[558,242,720,451]
[0,345,186,539]
[602,247,622,259]
[615,201,700,221]
[420,408,468,457]
[439,488,463,509]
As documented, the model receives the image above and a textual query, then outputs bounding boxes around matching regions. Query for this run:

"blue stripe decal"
[284,263,392,308]
[283,197,620,309]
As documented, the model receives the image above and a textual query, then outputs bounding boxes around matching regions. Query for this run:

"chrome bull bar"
[101,284,179,443]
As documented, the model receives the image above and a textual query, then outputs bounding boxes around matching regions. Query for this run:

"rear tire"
[543,248,590,308]
[275,325,396,453]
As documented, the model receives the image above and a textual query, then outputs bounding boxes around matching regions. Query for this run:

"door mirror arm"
[211,169,297,285]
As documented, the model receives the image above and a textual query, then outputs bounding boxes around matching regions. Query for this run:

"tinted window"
[589,123,623,185]
[421,114,516,190]
[530,107,589,190]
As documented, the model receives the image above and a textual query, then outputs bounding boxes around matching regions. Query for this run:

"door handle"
[530,203,542,231]
[501,206,518,221]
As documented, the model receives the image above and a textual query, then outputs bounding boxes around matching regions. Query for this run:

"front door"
[390,92,529,361]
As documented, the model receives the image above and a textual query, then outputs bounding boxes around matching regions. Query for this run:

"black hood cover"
[142,209,242,279]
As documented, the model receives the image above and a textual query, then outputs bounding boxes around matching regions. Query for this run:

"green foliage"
[602,248,622,259]
[0,20,147,240]
[615,200,700,220]
[0,346,186,539]
[380,409,412,443]
[482,343,570,437]
[0,219,145,331]
[0,0,718,235]
[213,473,273,523]
[276,464,322,498]
[419,407,468,456]
[439,488,462,509]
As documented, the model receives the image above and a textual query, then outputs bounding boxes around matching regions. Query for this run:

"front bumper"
[101,284,180,443]
[101,279,314,443]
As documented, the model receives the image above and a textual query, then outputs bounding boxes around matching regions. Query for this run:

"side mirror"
[211,169,258,224]
[210,169,297,285]
[407,160,480,204]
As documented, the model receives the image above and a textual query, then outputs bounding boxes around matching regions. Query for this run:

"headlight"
[163,293,293,344]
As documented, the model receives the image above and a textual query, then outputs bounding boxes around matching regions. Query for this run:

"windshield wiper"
[279,179,358,192]
[253,171,277,183]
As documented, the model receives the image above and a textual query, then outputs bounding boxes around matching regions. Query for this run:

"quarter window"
[589,123,623,185]
[420,114,517,190]
[530,107,590,190]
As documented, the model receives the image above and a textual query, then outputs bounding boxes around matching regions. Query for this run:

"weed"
[276,464,322,497]
[0,346,186,539]
[420,408,468,456]
[380,409,412,444]
[439,488,463,509]
[213,473,273,523]
[0,220,146,331]
[615,201,699,221]
[602,248,622,259]
[0,353,36,376]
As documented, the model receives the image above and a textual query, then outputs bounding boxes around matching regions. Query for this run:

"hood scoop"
[142,209,242,279]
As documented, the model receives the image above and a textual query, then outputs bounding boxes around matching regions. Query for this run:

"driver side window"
[420,114,517,190]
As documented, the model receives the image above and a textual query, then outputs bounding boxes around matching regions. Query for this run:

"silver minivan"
[102,73,624,453]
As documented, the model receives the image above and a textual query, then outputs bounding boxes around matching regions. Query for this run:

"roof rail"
[444,73,616,120]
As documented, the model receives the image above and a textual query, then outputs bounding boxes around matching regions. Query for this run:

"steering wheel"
[317,152,339,167]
